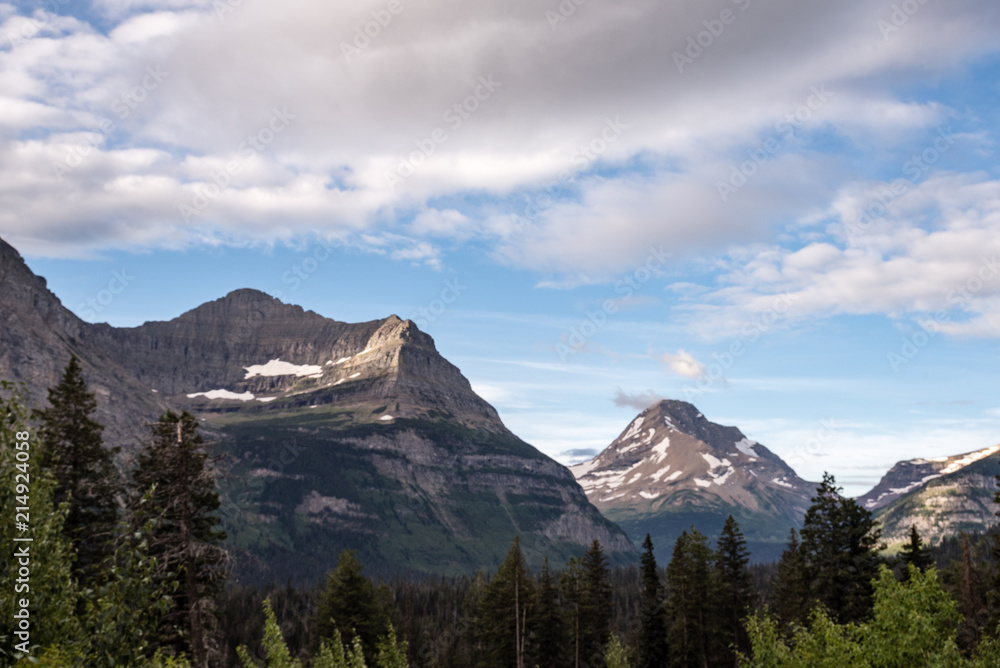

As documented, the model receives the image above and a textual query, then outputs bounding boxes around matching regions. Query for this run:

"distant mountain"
[0,236,634,581]
[858,444,1000,545]
[571,400,816,561]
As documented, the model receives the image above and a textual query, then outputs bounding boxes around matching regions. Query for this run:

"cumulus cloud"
[0,0,997,271]
[678,174,1000,340]
[657,350,706,379]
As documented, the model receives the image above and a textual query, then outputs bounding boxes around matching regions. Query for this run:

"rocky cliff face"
[0,236,633,580]
[0,239,166,452]
[571,400,816,560]
[861,445,1000,545]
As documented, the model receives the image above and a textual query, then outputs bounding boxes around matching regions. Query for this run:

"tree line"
[6,358,1000,666]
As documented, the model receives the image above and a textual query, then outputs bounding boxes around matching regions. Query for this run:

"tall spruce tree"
[0,381,83,661]
[561,557,585,668]
[638,534,668,668]
[798,472,883,624]
[581,540,612,668]
[665,528,713,668]
[536,558,569,668]
[131,410,228,667]
[713,516,752,667]
[314,549,392,666]
[35,355,121,585]
[898,525,934,578]
[479,536,535,668]
[771,529,810,630]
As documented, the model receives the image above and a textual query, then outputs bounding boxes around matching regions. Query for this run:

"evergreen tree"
[478,537,535,668]
[665,529,713,668]
[957,533,989,651]
[0,382,83,662]
[713,516,752,666]
[35,355,121,585]
[560,557,585,668]
[581,540,612,668]
[131,410,228,667]
[535,559,569,668]
[314,550,391,666]
[798,472,883,624]
[770,529,810,630]
[637,534,667,668]
[898,525,934,578]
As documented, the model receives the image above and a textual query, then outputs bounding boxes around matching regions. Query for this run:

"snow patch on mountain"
[735,438,760,459]
[187,389,255,401]
[651,437,671,463]
[622,416,646,441]
[650,466,672,481]
[245,359,324,378]
[939,444,1000,475]
[570,459,599,477]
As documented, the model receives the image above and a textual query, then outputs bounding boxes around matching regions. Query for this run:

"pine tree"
[637,534,667,668]
[560,557,585,668]
[0,381,83,662]
[131,410,228,667]
[770,529,810,630]
[478,537,535,668]
[535,558,569,668]
[898,525,934,578]
[665,528,713,668]
[35,355,121,585]
[713,516,752,666]
[799,472,883,624]
[314,549,392,666]
[581,540,612,668]
[957,533,988,651]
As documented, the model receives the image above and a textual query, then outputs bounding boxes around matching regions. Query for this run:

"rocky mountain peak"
[570,400,815,555]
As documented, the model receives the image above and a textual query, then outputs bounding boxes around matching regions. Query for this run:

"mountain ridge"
[0,236,633,580]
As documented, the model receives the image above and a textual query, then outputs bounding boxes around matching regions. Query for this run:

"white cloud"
[0,0,998,283]
[681,174,1000,340]
[658,349,706,379]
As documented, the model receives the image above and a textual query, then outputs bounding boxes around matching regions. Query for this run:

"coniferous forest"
[5,362,1000,667]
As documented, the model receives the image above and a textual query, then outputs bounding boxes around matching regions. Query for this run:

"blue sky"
[4,0,1000,495]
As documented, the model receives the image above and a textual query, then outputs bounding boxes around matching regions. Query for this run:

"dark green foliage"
[35,355,121,585]
[713,516,752,666]
[535,559,569,668]
[665,528,713,668]
[898,525,934,578]
[314,550,393,666]
[638,535,667,668]
[131,410,228,666]
[582,540,613,667]
[798,472,883,624]
[769,529,810,630]
[478,537,536,668]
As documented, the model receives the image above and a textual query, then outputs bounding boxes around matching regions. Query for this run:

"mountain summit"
[571,400,816,559]
[0,236,633,580]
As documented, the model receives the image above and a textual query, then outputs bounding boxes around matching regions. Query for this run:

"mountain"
[570,400,816,561]
[858,444,1000,545]
[0,237,634,580]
